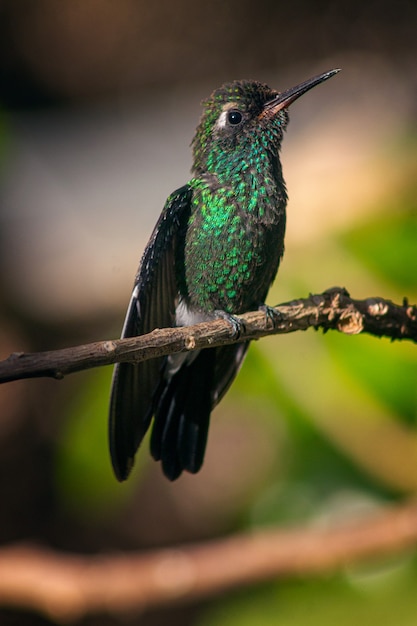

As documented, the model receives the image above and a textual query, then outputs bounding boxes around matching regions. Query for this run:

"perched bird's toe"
[258,304,283,328]
[214,310,246,339]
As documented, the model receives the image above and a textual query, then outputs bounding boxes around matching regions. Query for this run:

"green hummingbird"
[109,68,340,481]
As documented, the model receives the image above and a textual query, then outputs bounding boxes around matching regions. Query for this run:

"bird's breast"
[178,180,286,314]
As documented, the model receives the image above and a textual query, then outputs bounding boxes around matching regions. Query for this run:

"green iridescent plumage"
[109,70,340,481]
[182,172,286,312]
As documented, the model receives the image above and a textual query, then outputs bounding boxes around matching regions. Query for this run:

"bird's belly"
[182,221,284,314]
[175,299,214,326]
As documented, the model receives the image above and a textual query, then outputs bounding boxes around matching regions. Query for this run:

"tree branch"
[0,287,416,384]
[0,499,417,621]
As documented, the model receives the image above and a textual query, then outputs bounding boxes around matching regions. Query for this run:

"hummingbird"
[109,68,340,481]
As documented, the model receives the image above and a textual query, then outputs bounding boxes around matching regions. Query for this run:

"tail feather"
[150,373,187,480]
[150,349,215,480]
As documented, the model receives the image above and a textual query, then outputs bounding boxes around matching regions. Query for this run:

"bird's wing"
[109,184,193,481]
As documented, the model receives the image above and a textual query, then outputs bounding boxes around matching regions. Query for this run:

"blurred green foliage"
[343,207,417,291]
[198,563,417,626]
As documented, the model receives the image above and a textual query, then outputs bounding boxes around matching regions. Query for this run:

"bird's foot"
[259,304,282,329]
[214,310,245,339]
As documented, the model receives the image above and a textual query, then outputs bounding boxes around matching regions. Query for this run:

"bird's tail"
[150,349,216,480]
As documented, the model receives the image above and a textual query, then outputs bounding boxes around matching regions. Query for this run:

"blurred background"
[0,0,416,624]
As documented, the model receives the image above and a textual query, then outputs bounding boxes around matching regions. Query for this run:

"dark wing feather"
[109,185,192,481]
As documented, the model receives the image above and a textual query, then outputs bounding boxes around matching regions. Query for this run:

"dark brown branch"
[0,287,416,383]
[1,499,417,621]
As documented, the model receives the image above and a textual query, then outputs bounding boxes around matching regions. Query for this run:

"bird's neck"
[193,139,287,221]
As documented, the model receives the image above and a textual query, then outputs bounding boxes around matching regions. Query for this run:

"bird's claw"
[259,304,282,329]
[214,310,245,340]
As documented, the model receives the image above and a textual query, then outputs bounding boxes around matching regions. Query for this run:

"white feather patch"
[215,102,240,130]
[175,299,213,327]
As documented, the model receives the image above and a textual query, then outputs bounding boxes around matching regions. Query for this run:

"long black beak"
[264,68,340,114]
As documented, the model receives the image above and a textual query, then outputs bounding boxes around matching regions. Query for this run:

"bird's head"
[191,69,340,176]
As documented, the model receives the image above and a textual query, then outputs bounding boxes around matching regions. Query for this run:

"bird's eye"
[227,110,243,125]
